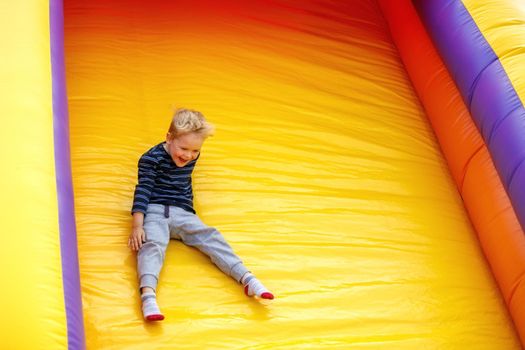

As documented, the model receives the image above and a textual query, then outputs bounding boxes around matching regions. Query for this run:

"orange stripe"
[379,0,525,345]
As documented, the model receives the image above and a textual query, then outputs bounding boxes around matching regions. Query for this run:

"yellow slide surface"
[63,0,520,348]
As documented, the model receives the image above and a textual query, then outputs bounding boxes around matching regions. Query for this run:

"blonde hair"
[168,108,215,138]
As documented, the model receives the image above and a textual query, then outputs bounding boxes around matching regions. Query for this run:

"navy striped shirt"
[132,142,198,214]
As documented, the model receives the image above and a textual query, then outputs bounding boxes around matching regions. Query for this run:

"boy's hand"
[128,226,146,251]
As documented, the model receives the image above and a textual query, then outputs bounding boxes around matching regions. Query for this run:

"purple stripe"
[50,0,86,349]
[414,0,525,232]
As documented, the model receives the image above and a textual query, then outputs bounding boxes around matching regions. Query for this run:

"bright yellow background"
[0,1,67,349]
[64,0,520,349]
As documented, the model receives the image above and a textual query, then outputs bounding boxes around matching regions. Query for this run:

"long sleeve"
[131,154,159,214]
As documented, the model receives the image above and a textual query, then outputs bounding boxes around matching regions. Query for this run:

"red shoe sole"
[146,314,165,321]
[261,292,274,300]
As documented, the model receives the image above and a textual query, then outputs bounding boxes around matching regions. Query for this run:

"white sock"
[141,292,164,321]
[242,273,274,299]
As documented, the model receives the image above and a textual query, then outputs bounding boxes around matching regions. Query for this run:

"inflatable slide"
[1,0,525,349]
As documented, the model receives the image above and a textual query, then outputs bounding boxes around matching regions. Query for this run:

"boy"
[129,108,274,321]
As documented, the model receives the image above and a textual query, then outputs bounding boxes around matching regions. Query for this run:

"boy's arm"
[132,211,144,227]
[129,212,145,251]
[131,154,159,215]
[129,153,157,250]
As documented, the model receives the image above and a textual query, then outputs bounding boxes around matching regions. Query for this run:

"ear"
[166,132,173,143]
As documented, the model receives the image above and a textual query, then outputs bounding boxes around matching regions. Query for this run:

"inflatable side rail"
[380,0,525,346]
[51,0,86,348]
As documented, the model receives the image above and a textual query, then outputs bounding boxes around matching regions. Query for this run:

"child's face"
[165,132,205,167]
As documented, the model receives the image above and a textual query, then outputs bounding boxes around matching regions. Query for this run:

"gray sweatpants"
[137,204,249,291]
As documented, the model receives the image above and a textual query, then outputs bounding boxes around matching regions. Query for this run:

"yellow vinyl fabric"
[64,0,520,349]
[0,1,67,349]
[462,0,525,105]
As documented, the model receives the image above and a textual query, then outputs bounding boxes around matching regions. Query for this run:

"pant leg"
[137,204,170,291]
[172,207,249,283]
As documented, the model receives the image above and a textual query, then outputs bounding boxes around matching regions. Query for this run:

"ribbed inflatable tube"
[381,0,525,345]
[413,0,525,344]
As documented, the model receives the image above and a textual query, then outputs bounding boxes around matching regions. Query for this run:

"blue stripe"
[415,0,525,232]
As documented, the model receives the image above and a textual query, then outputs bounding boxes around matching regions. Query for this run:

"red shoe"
[244,284,275,299]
